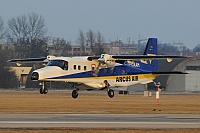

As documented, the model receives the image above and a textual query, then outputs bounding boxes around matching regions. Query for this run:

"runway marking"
[0,121,199,125]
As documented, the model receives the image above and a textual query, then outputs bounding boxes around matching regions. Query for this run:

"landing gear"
[43,88,48,94]
[39,88,48,94]
[40,88,44,94]
[107,89,114,98]
[72,90,78,99]
[104,80,114,98]
[39,81,48,94]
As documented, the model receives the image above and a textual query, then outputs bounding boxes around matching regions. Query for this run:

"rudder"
[139,38,158,72]
[143,38,157,55]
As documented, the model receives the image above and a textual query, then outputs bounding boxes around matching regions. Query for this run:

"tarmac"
[0,114,199,128]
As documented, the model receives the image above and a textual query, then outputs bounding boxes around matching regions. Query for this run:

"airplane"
[8,38,188,98]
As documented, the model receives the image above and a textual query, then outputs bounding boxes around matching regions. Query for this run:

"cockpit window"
[47,60,68,70]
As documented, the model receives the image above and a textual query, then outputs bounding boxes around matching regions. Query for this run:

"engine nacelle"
[99,54,115,66]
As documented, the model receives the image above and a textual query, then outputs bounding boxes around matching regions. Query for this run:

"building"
[10,67,32,88]
[163,57,200,92]
[128,57,200,92]
[104,42,138,55]
[0,44,15,50]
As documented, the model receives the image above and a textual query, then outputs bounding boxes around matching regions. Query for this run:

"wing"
[7,55,56,64]
[7,57,47,63]
[87,54,188,64]
[111,55,188,60]
[7,56,57,66]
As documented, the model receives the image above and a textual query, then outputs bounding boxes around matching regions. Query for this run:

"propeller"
[98,54,115,66]
[93,54,116,76]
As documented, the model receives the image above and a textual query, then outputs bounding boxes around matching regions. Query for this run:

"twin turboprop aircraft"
[8,38,187,98]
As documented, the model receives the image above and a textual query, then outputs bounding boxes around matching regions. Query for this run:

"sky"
[0,0,200,48]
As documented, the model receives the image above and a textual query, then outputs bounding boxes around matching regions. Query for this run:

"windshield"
[47,60,68,70]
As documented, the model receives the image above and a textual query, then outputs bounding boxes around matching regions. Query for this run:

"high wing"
[111,55,187,60]
[87,55,187,60]
[8,55,187,63]
[87,54,188,64]
[7,56,57,66]
[7,57,47,63]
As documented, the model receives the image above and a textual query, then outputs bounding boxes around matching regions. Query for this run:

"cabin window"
[47,60,68,70]
[91,64,96,72]
[92,67,95,71]
[74,65,76,70]
[84,66,87,71]
[78,65,81,70]
[63,61,68,70]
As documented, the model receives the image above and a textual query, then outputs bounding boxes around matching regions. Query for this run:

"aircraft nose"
[31,72,39,80]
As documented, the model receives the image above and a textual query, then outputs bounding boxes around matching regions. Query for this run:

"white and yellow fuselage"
[32,56,156,90]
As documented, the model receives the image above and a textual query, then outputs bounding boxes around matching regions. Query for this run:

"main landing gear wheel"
[40,88,44,94]
[108,89,114,98]
[72,90,78,99]
[39,81,48,94]
[39,88,48,94]
[43,88,48,94]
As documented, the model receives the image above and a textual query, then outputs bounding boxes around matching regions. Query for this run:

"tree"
[7,13,47,58]
[77,30,106,55]
[0,16,5,39]
[61,41,71,56]
[7,15,28,42]
[86,30,96,55]
[7,13,46,43]
[158,43,178,53]
[95,31,105,55]
[30,39,47,57]
[52,38,71,56]
[0,49,18,88]
[182,46,190,52]
[27,13,46,40]
[76,30,86,55]
[193,44,200,52]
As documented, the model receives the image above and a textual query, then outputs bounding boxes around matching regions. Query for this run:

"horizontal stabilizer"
[152,71,188,75]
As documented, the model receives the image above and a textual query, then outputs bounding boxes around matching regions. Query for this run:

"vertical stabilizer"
[136,38,158,72]
[143,38,157,55]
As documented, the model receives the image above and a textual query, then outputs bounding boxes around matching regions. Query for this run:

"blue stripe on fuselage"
[47,64,153,79]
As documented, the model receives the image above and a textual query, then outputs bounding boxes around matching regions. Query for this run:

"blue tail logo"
[143,38,157,55]
[136,38,158,72]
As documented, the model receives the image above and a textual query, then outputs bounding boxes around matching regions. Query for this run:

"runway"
[0,114,199,128]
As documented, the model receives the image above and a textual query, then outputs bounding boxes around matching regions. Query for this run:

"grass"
[0,92,199,114]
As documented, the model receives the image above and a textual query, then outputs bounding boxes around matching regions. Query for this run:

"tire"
[108,89,114,98]
[40,88,44,94]
[72,90,78,99]
[43,88,48,94]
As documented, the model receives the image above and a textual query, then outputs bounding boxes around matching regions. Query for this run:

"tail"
[143,38,157,55]
[138,38,158,72]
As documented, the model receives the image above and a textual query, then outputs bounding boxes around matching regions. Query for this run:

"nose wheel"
[72,90,78,99]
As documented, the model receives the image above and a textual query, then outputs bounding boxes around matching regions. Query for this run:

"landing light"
[167,58,172,62]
